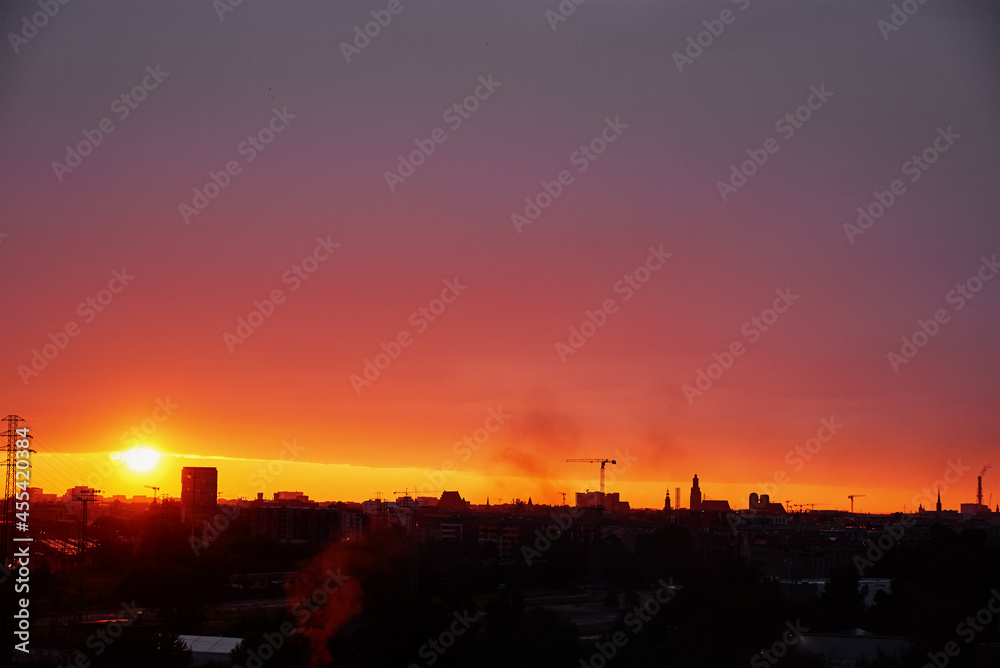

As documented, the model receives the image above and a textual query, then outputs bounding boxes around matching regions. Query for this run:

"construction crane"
[145,485,160,504]
[791,502,826,513]
[566,458,617,495]
[848,494,866,513]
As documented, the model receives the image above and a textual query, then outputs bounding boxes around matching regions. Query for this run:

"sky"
[1,0,997,514]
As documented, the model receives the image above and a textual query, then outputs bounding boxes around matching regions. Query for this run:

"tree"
[821,565,865,630]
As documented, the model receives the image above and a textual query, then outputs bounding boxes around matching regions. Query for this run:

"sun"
[114,446,161,472]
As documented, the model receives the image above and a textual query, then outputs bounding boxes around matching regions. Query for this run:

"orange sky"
[22,390,995,514]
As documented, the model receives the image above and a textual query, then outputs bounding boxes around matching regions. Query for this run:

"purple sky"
[1,0,997,511]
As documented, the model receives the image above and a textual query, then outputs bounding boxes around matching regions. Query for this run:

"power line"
[30,432,128,497]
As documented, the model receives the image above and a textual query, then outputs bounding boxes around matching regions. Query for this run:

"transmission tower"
[1,416,31,666]
[75,488,100,621]
[1,415,32,566]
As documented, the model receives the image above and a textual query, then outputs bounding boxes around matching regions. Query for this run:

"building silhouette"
[576,491,629,512]
[690,474,702,511]
[437,490,470,511]
[181,467,217,527]
[749,492,787,514]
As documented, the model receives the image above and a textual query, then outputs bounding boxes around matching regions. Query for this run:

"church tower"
[690,474,702,511]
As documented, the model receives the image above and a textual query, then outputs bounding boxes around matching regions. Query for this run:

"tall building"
[181,467,218,526]
[690,474,702,511]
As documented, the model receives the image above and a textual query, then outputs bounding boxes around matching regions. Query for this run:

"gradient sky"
[2,0,997,514]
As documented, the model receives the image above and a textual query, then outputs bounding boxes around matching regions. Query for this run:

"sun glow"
[113,446,161,473]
